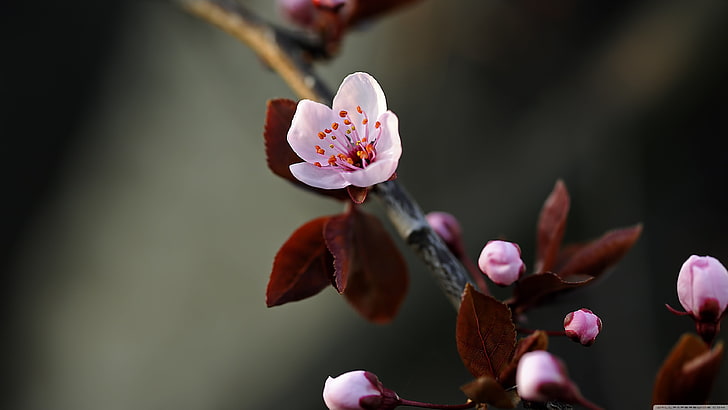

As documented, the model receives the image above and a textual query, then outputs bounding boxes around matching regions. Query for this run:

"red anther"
[375,121,381,128]
[325,128,332,133]
[356,105,363,113]
[362,118,368,125]
[328,155,337,165]
[313,162,322,167]
[331,122,339,130]
[346,157,354,164]
[339,110,348,117]
[361,137,368,143]
[315,145,325,155]
[343,119,352,125]
[365,144,374,153]
[318,131,326,139]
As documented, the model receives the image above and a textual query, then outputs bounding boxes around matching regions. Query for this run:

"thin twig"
[179,0,473,309]
[179,0,332,102]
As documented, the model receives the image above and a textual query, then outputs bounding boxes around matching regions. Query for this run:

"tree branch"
[179,0,473,309]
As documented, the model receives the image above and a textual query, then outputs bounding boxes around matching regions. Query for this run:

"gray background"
[3,0,727,409]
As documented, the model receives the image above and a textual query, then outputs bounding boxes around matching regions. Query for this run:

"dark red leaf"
[266,216,334,307]
[324,212,355,293]
[342,208,408,323]
[498,330,549,388]
[461,375,519,408]
[556,224,643,278]
[509,273,594,314]
[457,284,517,379]
[652,333,724,404]
[264,98,299,180]
[535,179,570,273]
[263,99,349,201]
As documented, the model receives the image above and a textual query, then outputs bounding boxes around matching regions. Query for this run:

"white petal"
[342,159,398,188]
[333,72,387,121]
[289,162,349,189]
[371,111,402,161]
[287,99,335,162]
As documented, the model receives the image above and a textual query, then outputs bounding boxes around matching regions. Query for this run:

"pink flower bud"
[277,0,316,27]
[674,255,728,344]
[564,308,602,346]
[677,255,728,322]
[478,240,526,286]
[323,370,399,410]
[313,0,349,11]
[516,351,601,409]
[426,212,465,257]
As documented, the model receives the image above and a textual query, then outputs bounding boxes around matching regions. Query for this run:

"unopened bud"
[676,255,728,343]
[516,351,601,409]
[426,212,465,257]
[277,0,316,27]
[323,370,400,410]
[478,240,526,286]
[564,308,602,346]
[313,0,349,11]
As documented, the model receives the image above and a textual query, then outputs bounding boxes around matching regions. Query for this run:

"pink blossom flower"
[323,370,399,410]
[478,240,526,286]
[564,308,602,346]
[287,72,402,190]
[516,351,600,409]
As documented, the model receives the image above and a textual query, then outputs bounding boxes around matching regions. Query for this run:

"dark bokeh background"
[3,1,727,409]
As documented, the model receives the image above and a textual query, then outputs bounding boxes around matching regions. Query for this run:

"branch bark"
[178,0,474,309]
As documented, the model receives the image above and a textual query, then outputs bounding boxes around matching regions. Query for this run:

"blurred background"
[3,0,727,408]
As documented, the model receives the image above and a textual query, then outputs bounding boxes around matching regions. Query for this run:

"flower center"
[311,105,382,171]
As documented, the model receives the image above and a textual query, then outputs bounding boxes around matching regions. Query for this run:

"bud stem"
[398,399,476,409]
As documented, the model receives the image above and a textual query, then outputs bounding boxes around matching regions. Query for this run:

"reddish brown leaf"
[342,208,408,323]
[509,273,593,314]
[263,99,349,201]
[264,98,299,180]
[556,224,643,278]
[457,284,517,379]
[498,330,549,388]
[461,375,519,408]
[324,212,355,293]
[266,216,335,307]
[653,333,724,404]
[535,179,570,273]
